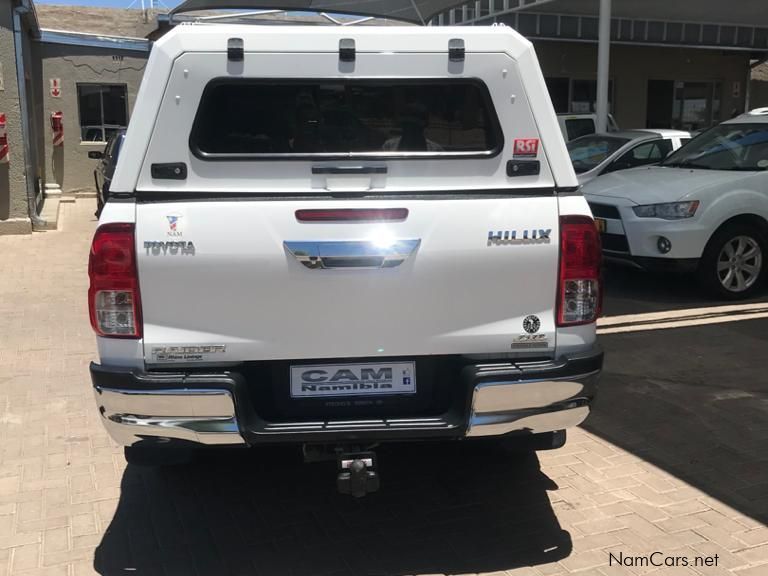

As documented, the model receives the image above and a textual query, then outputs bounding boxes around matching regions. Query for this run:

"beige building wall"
[0,0,31,233]
[40,43,147,193]
[534,42,750,129]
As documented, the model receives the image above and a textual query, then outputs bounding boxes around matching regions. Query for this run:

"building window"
[672,81,722,131]
[571,79,613,114]
[545,77,570,113]
[648,80,722,131]
[544,77,614,114]
[77,84,128,142]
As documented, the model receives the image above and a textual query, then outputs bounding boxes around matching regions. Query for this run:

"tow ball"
[336,451,380,497]
[303,445,380,497]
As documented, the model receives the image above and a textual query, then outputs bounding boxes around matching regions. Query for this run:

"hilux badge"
[487,229,552,245]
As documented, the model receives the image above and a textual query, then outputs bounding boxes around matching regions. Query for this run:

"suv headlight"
[632,201,699,220]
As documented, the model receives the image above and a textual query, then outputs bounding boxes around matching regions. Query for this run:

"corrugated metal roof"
[34,5,163,39]
[39,29,150,52]
[171,0,768,27]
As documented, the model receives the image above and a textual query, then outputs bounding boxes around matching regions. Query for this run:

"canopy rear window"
[190,79,503,159]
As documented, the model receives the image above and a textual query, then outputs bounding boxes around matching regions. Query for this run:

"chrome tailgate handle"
[284,240,420,269]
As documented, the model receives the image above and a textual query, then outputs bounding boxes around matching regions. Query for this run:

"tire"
[698,222,767,300]
[123,445,194,467]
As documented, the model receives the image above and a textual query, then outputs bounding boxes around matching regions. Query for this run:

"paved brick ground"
[0,200,766,576]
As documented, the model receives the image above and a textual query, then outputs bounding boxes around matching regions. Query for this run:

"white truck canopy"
[111,24,578,193]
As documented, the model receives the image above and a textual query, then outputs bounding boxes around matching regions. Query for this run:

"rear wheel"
[699,223,767,299]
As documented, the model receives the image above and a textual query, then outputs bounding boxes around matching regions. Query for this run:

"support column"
[596,0,612,132]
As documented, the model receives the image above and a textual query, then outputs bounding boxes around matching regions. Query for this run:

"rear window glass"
[190,80,503,158]
[567,135,630,173]
[566,118,597,140]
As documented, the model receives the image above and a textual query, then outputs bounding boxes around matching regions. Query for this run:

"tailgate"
[136,197,559,364]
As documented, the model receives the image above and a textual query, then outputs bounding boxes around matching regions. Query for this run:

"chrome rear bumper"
[91,348,601,447]
[467,368,598,436]
[94,387,244,446]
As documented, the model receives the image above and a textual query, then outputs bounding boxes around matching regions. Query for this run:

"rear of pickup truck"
[88,25,602,478]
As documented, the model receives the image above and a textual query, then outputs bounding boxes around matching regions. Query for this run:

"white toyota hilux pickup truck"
[88,23,603,495]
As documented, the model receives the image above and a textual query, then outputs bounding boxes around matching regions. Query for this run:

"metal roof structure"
[171,0,768,35]
[157,0,768,135]
[435,0,768,52]
[170,0,471,25]
[39,29,151,52]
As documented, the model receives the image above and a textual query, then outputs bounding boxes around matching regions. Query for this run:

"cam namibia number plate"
[290,362,417,398]
[595,218,607,233]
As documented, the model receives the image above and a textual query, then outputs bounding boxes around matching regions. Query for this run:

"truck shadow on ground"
[586,321,768,526]
[95,441,571,576]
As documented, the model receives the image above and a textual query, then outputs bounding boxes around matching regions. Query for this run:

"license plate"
[595,218,607,233]
[290,362,417,398]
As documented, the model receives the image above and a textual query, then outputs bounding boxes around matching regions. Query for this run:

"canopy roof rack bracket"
[227,37,244,61]
[448,38,465,61]
[339,38,355,61]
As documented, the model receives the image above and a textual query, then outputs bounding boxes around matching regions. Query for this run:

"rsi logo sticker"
[291,363,416,398]
[514,138,539,157]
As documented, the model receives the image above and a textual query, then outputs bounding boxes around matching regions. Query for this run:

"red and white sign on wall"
[513,138,539,157]
[0,113,9,164]
[51,111,64,147]
[49,78,61,98]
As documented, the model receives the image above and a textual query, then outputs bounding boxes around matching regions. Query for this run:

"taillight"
[557,215,602,326]
[88,223,142,338]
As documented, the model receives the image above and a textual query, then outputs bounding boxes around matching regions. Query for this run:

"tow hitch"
[303,445,380,497]
[337,451,380,497]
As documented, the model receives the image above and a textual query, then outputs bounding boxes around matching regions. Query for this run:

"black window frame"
[188,77,505,162]
[76,83,129,143]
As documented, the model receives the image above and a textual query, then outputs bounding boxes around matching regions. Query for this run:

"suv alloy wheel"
[700,222,767,299]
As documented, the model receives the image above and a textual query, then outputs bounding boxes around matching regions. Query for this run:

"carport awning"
[172,0,768,27]
[170,0,471,24]
[521,0,768,28]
